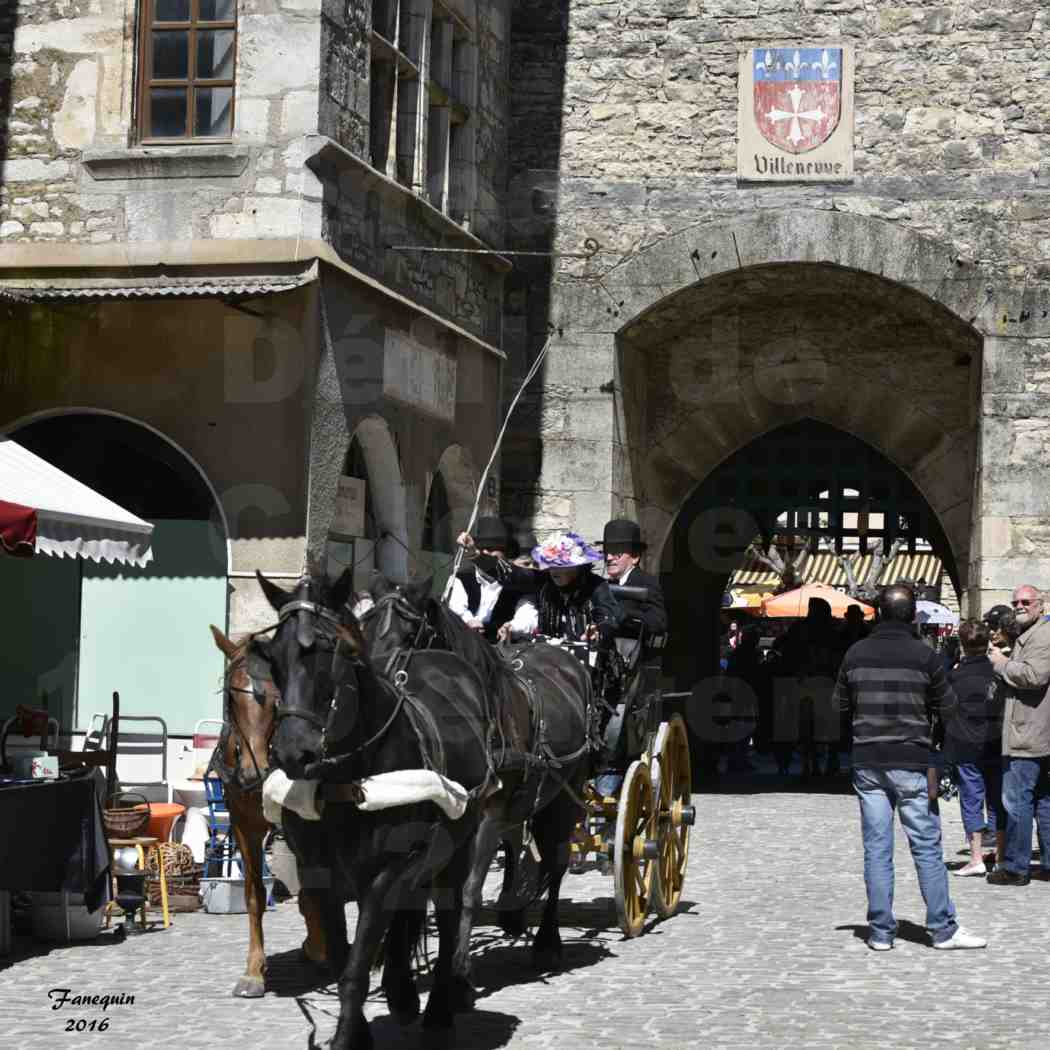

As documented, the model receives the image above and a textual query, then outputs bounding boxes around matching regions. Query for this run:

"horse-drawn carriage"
[507,596,694,939]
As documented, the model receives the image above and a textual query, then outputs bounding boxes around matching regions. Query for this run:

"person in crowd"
[945,619,1005,877]
[448,516,537,643]
[986,584,1050,886]
[984,604,1016,654]
[775,597,840,778]
[834,584,986,950]
[598,518,668,637]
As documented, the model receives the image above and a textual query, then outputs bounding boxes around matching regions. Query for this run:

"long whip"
[441,333,555,603]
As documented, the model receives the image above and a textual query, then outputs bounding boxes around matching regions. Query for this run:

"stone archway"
[349,415,409,579]
[620,260,981,579]
[1,411,228,734]
[519,211,1031,610]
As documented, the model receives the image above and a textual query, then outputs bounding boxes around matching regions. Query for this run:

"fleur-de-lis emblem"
[811,48,838,79]
[755,49,774,73]
[783,50,808,78]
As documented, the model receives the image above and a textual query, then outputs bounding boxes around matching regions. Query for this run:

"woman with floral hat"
[457,529,623,645]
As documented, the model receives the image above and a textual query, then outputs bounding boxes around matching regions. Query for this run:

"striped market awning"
[731,551,944,589]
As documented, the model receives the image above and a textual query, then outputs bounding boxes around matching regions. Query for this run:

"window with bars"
[137,0,237,142]
[369,0,477,226]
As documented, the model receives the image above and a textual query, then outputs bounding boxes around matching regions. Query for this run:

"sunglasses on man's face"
[1012,599,1039,607]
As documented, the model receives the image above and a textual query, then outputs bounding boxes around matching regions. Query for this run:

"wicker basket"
[103,792,151,838]
[145,844,201,911]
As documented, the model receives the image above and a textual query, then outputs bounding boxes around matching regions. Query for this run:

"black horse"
[358,574,594,993]
[255,569,493,1050]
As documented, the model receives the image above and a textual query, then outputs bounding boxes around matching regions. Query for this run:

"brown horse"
[209,627,337,998]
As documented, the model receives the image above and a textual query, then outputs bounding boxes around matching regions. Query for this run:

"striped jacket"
[833,622,958,770]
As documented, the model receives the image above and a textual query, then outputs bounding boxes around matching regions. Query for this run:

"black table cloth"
[0,768,110,911]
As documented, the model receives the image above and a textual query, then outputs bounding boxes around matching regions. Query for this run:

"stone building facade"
[0,0,510,734]
[503,0,1050,683]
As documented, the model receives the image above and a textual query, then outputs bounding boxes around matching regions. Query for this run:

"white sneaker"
[953,861,987,877]
[932,928,987,950]
[866,938,894,951]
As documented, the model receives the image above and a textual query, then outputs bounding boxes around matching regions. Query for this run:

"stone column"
[531,323,618,542]
[972,326,1050,613]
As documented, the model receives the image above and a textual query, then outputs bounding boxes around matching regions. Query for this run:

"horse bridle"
[272,597,415,773]
[356,589,438,678]
[272,599,355,735]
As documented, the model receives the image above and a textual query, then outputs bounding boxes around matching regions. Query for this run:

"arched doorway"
[658,418,962,687]
[1,412,227,734]
[324,416,408,584]
[421,443,480,593]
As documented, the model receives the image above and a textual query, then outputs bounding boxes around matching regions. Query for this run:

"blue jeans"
[1001,756,1050,875]
[955,761,1006,836]
[853,768,958,945]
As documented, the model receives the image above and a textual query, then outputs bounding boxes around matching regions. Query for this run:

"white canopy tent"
[916,600,959,627]
[0,438,154,567]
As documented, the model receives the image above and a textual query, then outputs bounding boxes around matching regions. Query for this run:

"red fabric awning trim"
[0,498,37,557]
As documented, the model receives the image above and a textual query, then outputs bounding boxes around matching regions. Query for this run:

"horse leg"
[449,810,505,1011]
[422,842,471,1048]
[228,801,268,998]
[495,820,529,938]
[530,787,580,971]
[380,907,423,1025]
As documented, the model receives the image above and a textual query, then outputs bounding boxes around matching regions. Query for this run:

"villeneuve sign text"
[737,45,854,182]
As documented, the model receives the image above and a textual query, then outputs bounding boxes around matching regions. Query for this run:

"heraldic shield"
[753,47,842,154]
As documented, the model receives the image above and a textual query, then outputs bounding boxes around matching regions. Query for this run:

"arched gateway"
[517,210,1039,680]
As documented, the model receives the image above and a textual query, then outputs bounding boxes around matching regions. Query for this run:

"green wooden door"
[76,520,227,734]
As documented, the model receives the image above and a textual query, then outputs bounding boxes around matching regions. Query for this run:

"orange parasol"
[761,581,875,620]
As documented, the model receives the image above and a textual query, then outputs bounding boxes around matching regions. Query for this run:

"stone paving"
[3,777,1050,1050]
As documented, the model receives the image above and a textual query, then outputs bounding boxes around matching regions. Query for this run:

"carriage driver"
[448,516,538,643]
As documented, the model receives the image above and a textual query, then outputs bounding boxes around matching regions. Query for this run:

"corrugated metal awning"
[0,265,317,303]
[0,438,153,566]
[732,551,944,588]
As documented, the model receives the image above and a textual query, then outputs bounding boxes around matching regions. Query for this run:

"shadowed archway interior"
[657,418,961,689]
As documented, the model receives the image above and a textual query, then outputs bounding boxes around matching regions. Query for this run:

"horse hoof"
[232,976,265,998]
[532,948,562,973]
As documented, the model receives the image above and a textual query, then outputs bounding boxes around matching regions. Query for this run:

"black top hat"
[473,516,510,551]
[598,518,647,554]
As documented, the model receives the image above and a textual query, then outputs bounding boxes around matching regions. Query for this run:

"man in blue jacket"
[834,585,986,951]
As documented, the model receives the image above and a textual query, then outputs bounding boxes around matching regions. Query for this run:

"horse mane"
[426,599,508,684]
[425,598,527,750]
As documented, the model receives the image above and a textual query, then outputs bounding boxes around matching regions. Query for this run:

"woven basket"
[146,842,196,878]
[147,876,202,911]
[103,792,151,838]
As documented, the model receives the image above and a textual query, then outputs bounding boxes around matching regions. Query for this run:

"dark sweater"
[945,654,1003,764]
[833,621,958,770]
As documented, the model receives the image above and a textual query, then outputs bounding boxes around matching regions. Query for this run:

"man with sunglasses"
[986,585,1050,885]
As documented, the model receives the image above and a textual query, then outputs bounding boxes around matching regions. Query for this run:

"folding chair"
[113,716,169,804]
[202,773,241,878]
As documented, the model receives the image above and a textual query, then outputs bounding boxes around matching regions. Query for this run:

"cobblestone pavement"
[4,778,1050,1050]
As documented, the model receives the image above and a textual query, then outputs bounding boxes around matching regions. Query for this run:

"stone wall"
[0,0,325,247]
[504,0,1050,614]
[0,0,510,344]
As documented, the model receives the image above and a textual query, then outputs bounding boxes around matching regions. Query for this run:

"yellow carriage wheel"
[651,714,693,919]
[613,759,656,938]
